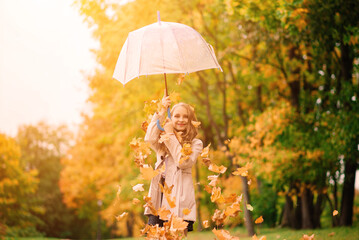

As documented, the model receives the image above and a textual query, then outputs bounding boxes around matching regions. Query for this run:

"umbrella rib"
[123,34,131,83]
[138,25,148,77]
[168,23,187,74]
[194,30,223,71]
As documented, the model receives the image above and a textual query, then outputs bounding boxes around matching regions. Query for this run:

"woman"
[144,94,203,234]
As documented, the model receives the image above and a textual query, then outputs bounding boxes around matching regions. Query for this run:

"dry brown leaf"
[333,210,339,216]
[212,209,226,226]
[301,234,315,240]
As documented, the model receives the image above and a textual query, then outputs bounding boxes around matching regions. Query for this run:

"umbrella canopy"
[113,19,222,85]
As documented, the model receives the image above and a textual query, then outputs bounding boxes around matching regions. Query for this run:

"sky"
[0,0,98,136]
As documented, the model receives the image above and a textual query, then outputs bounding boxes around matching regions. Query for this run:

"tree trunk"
[195,160,203,231]
[339,158,357,226]
[301,187,314,229]
[281,194,294,228]
[241,176,255,236]
[313,193,324,228]
[294,195,302,229]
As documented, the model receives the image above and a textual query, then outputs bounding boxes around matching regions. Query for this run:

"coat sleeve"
[163,136,203,170]
[144,113,165,151]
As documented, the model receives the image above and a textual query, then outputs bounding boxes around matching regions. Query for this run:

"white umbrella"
[113,12,222,92]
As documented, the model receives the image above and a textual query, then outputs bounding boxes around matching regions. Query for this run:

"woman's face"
[171,106,189,131]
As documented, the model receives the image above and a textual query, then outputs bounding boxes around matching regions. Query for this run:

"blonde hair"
[159,103,198,152]
[170,103,198,143]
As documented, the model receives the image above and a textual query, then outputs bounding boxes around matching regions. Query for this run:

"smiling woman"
[0,0,97,136]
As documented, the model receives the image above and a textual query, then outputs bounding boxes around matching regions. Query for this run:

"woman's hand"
[163,117,174,133]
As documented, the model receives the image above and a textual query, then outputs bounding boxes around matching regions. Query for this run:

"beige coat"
[144,113,203,222]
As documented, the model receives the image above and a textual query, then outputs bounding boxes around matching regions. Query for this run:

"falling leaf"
[116,185,121,198]
[211,187,225,203]
[208,175,219,187]
[246,204,253,211]
[129,137,141,149]
[203,220,210,228]
[182,208,191,215]
[171,216,188,231]
[181,143,193,155]
[204,185,212,193]
[115,212,128,221]
[191,121,201,128]
[224,139,231,145]
[224,193,238,204]
[141,121,148,132]
[224,202,241,217]
[159,182,176,208]
[133,184,144,192]
[333,210,338,216]
[209,164,227,174]
[201,143,211,158]
[212,228,239,240]
[248,179,252,185]
[169,92,181,103]
[132,198,141,205]
[140,164,159,180]
[143,196,158,216]
[177,74,185,85]
[158,206,171,221]
[159,133,171,143]
[212,209,226,226]
[232,162,252,176]
[255,216,264,224]
[302,234,315,240]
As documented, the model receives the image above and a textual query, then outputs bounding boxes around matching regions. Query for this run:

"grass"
[5,226,358,240]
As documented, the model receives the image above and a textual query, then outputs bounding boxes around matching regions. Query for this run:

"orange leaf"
[333,210,338,216]
[212,228,239,240]
[171,216,188,231]
[115,212,128,221]
[302,234,315,240]
[140,164,159,180]
[201,143,211,158]
[211,187,225,203]
[255,216,264,224]
[209,163,227,174]
[203,220,210,228]
[191,121,201,128]
[181,143,193,155]
[208,175,219,187]
[132,198,141,204]
[158,206,171,221]
[182,208,191,215]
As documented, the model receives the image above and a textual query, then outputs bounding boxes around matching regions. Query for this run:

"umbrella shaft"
[164,73,168,96]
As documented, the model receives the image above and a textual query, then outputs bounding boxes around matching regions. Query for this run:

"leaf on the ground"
[255,216,264,224]
[212,228,239,240]
[252,234,267,240]
[301,234,315,240]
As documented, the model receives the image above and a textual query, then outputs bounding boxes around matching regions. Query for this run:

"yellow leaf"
[333,210,339,216]
[212,228,239,240]
[255,216,264,224]
[224,202,241,217]
[132,198,140,204]
[181,143,193,155]
[132,184,144,192]
[182,208,191,215]
[201,143,211,158]
[115,212,128,221]
[191,120,201,128]
[169,92,181,103]
[203,220,209,228]
[246,204,253,211]
[209,163,227,174]
[171,216,188,231]
[159,133,171,143]
[208,175,219,187]
[158,206,171,221]
[211,186,225,203]
[140,164,159,180]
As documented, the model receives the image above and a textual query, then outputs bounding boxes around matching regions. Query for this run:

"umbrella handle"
[156,107,171,131]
